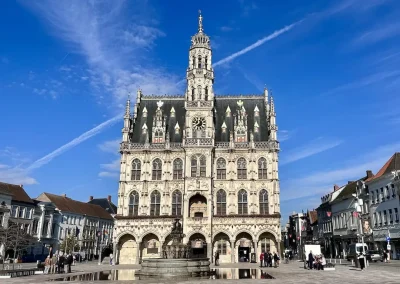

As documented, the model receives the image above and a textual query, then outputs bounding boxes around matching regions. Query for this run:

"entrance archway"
[189,233,207,258]
[213,232,231,263]
[141,233,161,259]
[235,232,253,263]
[118,234,137,264]
[189,194,207,217]
[258,232,277,255]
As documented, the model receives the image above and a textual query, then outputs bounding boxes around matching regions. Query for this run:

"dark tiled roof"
[88,198,117,215]
[366,152,400,182]
[335,176,368,202]
[0,182,34,204]
[130,95,270,143]
[36,193,113,220]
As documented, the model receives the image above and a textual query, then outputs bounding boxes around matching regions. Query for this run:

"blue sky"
[1,0,400,223]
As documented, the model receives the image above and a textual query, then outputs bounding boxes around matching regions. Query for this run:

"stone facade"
[114,12,281,264]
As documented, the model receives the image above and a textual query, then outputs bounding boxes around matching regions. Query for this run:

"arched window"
[191,155,206,177]
[216,158,226,179]
[205,87,208,101]
[192,87,195,101]
[154,130,163,143]
[205,56,208,69]
[238,189,248,215]
[198,55,202,68]
[259,189,269,215]
[131,159,141,180]
[128,191,139,216]
[152,158,162,180]
[150,190,161,216]
[197,85,202,100]
[258,158,267,179]
[173,158,183,179]
[216,189,226,215]
[237,158,247,179]
[171,190,182,216]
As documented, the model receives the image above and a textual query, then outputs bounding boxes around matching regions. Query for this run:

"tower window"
[171,190,182,216]
[173,158,183,179]
[216,158,226,179]
[150,190,161,216]
[152,158,162,180]
[192,56,195,68]
[128,191,139,216]
[205,56,208,69]
[238,189,248,215]
[131,159,141,180]
[237,158,247,179]
[216,189,226,215]
[258,158,267,179]
[259,189,269,214]
[198,56,202,68]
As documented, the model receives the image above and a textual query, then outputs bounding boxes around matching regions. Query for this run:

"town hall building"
[113,13,281,264]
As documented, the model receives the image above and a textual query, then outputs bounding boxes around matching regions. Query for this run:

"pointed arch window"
[192,56,195,68]
[150,190,161,216]
[198,55,202,68]
[152,158,162,180]
[191,154,206,177]
[171,190,182,216]
[238,189,248,215]
[258,157,267,179]
[131,159,141,180]
[216,189,226,215]
[128,191,139,216]
[237,158,247,179]
[154,130,163,143]
[173,158,183,179]
[205,87,208,101]
[205,56,208,69]
[259,189,269,215]
[216,158,226,179]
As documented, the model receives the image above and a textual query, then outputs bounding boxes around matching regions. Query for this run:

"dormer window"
[170,106,176,118]
[153,130,163,143]
[226,106,231,117]
[142,123,148,134]
[221,121,227,133]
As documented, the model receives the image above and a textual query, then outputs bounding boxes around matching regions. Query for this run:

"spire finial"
[198,10,203,33]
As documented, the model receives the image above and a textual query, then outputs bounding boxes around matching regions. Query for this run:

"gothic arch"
[233,229,256,240]
[115,231,139,243]
[185,231,210,243]
[138,231,162,242]
[212,229,233,239]
[255,229,279,242]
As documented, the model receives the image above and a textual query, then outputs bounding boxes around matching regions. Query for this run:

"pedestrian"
[58,254,65,273]
[214,251,219,266]
[383,251,388,263]
[273,252,279,268]
[51,254,58,274]
[308,251,314,270]
[67,254,73,273]
[358,251,365,271]
[260,251,264,267]
[44,255,51,274]
[109,253,114,266]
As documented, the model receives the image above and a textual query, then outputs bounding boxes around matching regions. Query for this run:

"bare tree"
[0,221,37,269]
[59,235,80,254]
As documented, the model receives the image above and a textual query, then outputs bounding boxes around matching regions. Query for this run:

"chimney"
[107,195,112,202]
[89,196,94,201]
[19,184,23,188]
[334,184,339,191]
[62,194,66,198]
[366,170,373,178]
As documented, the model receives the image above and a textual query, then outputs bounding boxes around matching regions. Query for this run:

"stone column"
[113,242,118,264]
[207,242,212,260]
[136,242,142,264]
[230,239,236,263]
[37,207,45,239]
[253,241,258,262]
[159,241,164,258]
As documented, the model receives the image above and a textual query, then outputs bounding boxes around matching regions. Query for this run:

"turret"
[122,96,131,142]
[268,95,278,141]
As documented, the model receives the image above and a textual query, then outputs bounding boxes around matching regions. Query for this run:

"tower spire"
[198,10,203,33]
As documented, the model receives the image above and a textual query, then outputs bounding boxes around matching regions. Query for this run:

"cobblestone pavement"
[2,260,400,283]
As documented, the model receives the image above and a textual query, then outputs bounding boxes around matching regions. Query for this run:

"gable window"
[238,189,248,215]
[216,158,226,179]
[171,190,182,216]
[129,191,139,216]
[259,189,269,215]
[154,130,163,143]
[216,189,226,215]
[152,159,162,180]
[258,158,267,179]
[173,159,183,179]
[237,158,247,179]
[131,159,141,180]
[150,190,161,216]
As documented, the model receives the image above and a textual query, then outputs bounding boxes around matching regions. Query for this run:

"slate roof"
[333,176,368,203]
[0,182,34,204]
[88,198,117,215]
[36,193,113,220]
[130,95,269,143]
[366,152,400,182]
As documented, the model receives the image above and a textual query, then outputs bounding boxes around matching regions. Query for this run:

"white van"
[347,243,368,261]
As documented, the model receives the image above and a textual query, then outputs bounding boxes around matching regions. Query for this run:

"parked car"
[366,250,382,262]
[347,243,368,261]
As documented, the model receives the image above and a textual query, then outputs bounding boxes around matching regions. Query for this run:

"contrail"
[27,115,122,171]
[213,20,303,67]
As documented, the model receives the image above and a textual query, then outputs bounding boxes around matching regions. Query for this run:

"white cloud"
[98,139,121,155]
[281,138,343,165]
[281,142,400,202]
[27,116,121,171]
[279,130,292,142]
[354,22,400,46]
[0,166,38,185]
[100,159,120,172]
[220,26,233,32]
[98,171,119,178]
[213,20,303,68]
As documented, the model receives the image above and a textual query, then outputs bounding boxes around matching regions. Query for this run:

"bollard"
[334,259,337,264]
[352,260,354,266]
[340,259,342,265]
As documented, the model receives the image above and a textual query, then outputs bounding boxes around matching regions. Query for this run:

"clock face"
[192,117,206,130]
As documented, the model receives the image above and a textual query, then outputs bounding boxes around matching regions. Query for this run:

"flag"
[75,226,80,237]
[327,212,332,217]
[353,211,359,218]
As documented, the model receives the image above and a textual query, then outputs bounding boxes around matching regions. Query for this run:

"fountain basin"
[136,258,210,278]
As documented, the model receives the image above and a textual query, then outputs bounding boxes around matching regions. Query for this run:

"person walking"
[308,251,314,270]
[51,254,58,274]
[260,251,264,267]
[67,254,73,273]
[44,256,51,274]
[214,251,220,266]
[273,252,279,268]
[358,251,366,271]
[58,254,65,273]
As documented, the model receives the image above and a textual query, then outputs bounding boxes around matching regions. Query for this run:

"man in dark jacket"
[308,251,314,269]
[67,254,73,273]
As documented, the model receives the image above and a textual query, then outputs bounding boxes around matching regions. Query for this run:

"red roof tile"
[0,182,34,204]
[36,193,113,220]
[366,152,400,182]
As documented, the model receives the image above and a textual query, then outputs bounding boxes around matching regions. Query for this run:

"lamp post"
[352,191,366,267]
